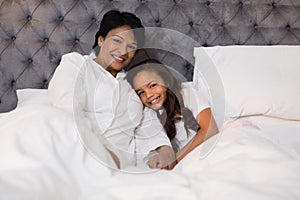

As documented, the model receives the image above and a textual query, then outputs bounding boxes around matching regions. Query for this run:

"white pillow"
[194,45,300,120]
[17,89,50,107]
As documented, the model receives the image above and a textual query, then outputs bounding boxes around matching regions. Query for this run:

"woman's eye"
[112,38,122,44]
[128,45,137,51]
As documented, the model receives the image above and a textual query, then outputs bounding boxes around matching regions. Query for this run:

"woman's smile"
[112,54,125,63]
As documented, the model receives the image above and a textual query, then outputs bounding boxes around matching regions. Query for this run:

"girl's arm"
[175,108,219,164]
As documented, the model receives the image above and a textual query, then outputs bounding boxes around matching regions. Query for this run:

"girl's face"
[133,70,168,110]
[96,25,138,76]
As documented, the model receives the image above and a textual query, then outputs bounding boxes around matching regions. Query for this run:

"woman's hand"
[147,145,177,170]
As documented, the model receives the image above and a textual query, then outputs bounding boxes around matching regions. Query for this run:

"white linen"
[174,116,300,199]
[0,104,118,199]
[16,88,50,107]
[1,102,300,199]
[0,104,198,199]
[194,45,300,120]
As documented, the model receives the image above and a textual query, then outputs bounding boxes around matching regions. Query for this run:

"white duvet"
[1,101,300,199]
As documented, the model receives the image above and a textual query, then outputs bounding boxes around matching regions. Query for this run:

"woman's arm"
[175,108,219,164]
[48,52,85,111]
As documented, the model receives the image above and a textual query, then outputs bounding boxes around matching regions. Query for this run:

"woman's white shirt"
[48,52,171,168]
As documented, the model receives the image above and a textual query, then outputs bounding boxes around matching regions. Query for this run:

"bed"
[1,0,300,199]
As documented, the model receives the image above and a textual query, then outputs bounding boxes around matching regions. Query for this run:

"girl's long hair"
[126,59,200,151]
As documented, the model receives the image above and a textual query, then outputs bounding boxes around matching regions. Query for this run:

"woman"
[126,59,219,167]
[48,10,175,170]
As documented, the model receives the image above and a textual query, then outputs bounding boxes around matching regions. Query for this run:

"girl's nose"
[145,90,153,98]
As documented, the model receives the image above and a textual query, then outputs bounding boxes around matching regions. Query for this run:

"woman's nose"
[119,44,128,55]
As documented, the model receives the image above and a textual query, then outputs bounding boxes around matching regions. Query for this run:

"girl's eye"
[137,91,144,97]
[150,83,157,88]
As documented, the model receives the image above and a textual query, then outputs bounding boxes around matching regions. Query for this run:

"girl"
[127,59,219,167]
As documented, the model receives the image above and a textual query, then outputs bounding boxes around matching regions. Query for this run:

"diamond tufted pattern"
[0,0,300,112]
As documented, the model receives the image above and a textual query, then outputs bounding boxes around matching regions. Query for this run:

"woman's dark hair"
[127,59,200,151]
[93,10,145,49]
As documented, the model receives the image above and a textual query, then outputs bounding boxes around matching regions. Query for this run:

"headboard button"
[239,1,243,8]
[189,21,194,27]
[28,58,33,64]
[272,2,276,8]
[43,38,49,43]
[286,24,291,31]
[220,22,225,29]
[27,15,32,21]
[11,80,16,87]
[91,17,96,23]
[43,79,48,88]
[155,20,161,27]
[11,36,16,41]
[74,38,80,44]
[58,16,64,21]
[206,1,210,6]
[253,24,258,30]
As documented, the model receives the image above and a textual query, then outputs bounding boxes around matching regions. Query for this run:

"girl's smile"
[133,70,168,110]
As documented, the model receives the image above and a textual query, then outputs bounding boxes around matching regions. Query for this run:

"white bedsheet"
[0,100,299,199]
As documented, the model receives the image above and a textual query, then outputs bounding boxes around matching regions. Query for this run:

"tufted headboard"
[0,0,299,112]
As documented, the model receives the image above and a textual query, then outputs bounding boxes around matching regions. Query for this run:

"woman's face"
[133,70,168,110]
[97,25,138,76]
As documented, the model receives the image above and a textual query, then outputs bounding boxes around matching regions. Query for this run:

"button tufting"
[155,20,161,27]
[43,38,49,43]
[11,36,16,41]
[286,24,291,31]
[272,2,276,8]
[11,80,16,86]
[28,58,33,64]
[27,15,32,21]
[220,22,225,28]
[43,80,48,88]
[0,99,1,104]
[239,1,243,7]
[74,38,80,44]
[91,17,96,22]
[206,1,210,6]
[58,16,64,21]
[139,0,146,4]
[189,21,194,27]
[253,24,258,30]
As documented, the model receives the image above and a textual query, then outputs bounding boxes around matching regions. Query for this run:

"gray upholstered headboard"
[0,0,299,112]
